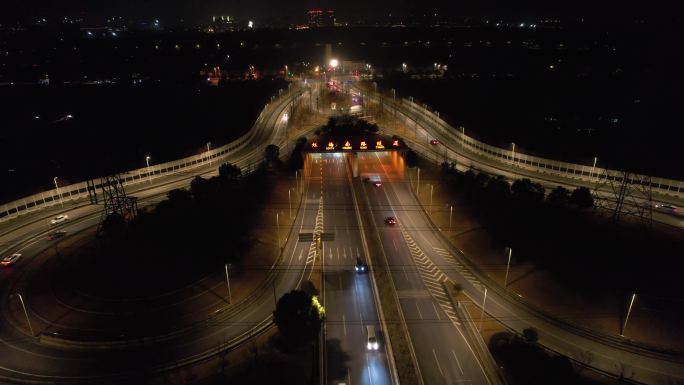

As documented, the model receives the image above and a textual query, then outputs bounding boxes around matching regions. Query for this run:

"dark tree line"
[490,330,576,385]
[316,116,379,137]
[440,163,684,295]
[98,163,272,285]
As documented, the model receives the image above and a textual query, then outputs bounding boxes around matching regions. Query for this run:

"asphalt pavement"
[356,151,493,385]
[314,153,394,385]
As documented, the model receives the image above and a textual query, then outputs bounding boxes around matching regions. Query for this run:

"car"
[46,231,67,240]
[355,258,369,273]
[385,217,397,225]
[373,181,382,188]
[1,253,21,267]
[362,177,371,183]
[430,139,441,145]
[654,203,678,213]
[50,214,69,225]
[366,325,379,350]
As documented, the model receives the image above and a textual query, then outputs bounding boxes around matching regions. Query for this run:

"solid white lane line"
[432,349,444,376]
[451,349,465,375]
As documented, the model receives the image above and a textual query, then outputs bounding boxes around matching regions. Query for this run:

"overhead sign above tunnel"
[307,138,402,152]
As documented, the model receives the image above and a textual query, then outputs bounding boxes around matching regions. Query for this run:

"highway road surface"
[355,151,494,385]
[313,153,394,385]
[354,150,684,384]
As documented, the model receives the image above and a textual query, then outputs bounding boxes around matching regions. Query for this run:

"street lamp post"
[449,205,453,232]
[224,264,232,304]
[16,294,34,336]
[416,168,421,196]
[591,157,598,178]
[511,142,516,166]
[288,188,293,218]
[429,184,434,214]
[146,156,152,183]
[620,293,637,337]
[504,247,512,288]
[295,170,299,194]
[53,177,64,207]
[276,212,281,249]
[479,287,488,331]
[206,142,212,165]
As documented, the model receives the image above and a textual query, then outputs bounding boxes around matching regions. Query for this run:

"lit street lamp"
[479,287,488,331]
[620,293,637,337]
[429,184,434,214]
[53,177,64,207]
[145,156,152,183]
[511,142,516,166]
[276,212,281,249]
[16,293,34,336]
[449,205,453,232]
[504,247,512,288]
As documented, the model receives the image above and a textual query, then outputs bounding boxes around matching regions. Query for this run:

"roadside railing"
[0,88,304,223]
[365,90,684,205]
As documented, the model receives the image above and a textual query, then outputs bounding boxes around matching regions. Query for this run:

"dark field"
[0,80,285,202]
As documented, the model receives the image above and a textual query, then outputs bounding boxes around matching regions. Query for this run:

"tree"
[265,144,280,163]
[167,188,193,204]
[273,290,324,347]
[511,178,545,206]
[570,187,594,209]
[482,175,511,204]
[522,327,539,343]
[546,186,571,207]
[404,149,418,168]
[218,163,242,181]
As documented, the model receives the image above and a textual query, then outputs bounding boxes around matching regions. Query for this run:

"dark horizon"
[1,0,682,26]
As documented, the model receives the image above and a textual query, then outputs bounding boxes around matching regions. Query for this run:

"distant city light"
[248,21,254,28]
[329,58,339,68]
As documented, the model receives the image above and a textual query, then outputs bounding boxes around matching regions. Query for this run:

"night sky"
[1,0,679,25]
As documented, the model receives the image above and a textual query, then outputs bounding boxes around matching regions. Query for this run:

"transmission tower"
[593,170,653,225]
[96,174,138,237]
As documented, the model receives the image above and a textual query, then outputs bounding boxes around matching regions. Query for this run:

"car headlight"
[367,343,372,350]
[355,266,359,271]
[361,266,365,271]
[374,342,379,350]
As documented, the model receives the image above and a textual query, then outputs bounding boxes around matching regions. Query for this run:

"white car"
[366,325,379,350]
[50,214,69,225]
[1,253,21,267]
[654,204,678,213]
